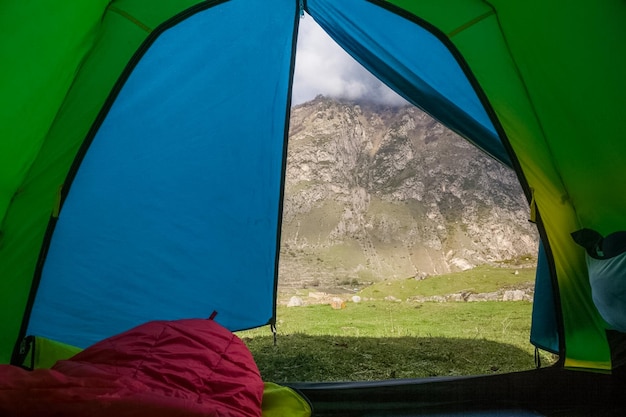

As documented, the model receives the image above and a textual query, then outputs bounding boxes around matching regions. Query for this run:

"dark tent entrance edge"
[288,366,626,416]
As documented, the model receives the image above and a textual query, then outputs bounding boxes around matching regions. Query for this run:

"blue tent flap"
[27,0,298,348]
[307,0,511,167]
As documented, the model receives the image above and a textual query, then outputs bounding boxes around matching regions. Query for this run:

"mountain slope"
[279,96,537,288]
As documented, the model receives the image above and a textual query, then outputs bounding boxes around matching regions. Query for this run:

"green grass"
[359,264,535,300]
[239,300,553,383]
[249,300,529,341]
[241,333,534,382]
[238,264,555,383]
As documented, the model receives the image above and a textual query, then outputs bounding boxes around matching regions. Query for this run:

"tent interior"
[1,0,626,415]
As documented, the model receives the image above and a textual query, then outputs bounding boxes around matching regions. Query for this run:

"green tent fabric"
[1,0,213,364]
[388,0,626,370]
[1,0,626,405]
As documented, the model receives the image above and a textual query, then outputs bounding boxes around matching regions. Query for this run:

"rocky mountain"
[278,96,538,288]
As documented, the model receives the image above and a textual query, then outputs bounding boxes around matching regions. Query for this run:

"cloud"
[291,15,407,106]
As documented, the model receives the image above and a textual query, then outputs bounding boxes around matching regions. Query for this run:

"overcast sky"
[291,14,408,106]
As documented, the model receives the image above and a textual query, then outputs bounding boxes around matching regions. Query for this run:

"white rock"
[287,296,304,307]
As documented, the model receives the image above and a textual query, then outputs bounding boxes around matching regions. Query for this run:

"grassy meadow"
[238,262,557,383]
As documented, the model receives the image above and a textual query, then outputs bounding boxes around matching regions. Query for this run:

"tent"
[1,0,625,414]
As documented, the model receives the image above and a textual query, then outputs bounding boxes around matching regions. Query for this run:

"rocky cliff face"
[279,96,538,288]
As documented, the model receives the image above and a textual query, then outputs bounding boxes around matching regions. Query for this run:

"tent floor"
[288,366,626,416]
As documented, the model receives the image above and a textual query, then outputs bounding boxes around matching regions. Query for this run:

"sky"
[291,14,408,106]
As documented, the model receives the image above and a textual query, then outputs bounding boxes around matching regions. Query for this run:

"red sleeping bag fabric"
[0,319,264,416]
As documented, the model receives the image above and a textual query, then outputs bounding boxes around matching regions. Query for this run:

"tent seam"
[447,10,494,38]
[108,5,153,33]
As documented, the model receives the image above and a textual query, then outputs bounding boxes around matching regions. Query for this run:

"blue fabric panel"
[530,242,560,354]
[27,0,296,348]
[586,252,626,333]
[307,0,511,167]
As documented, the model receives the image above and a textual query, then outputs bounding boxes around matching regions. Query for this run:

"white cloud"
[291,14,407,106]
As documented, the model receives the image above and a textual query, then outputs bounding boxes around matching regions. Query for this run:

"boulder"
[330,297,346,309]
[287,296,304,307]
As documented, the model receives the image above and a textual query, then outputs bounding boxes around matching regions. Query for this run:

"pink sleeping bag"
[0,319,264,416]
